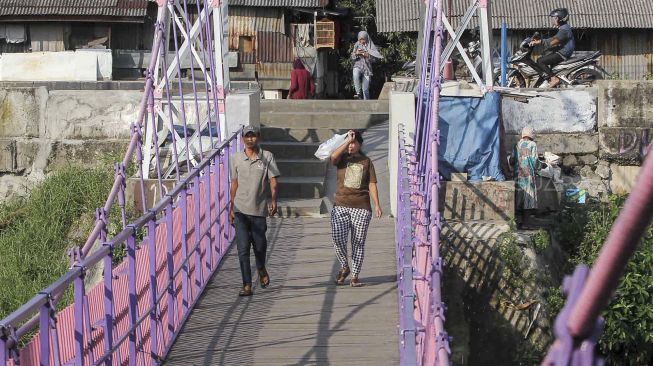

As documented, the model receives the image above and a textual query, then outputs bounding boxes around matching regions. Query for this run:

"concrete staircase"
[259,100,389,217]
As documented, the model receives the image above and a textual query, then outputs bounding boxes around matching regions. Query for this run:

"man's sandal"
[259,268,270,289]
[335,266,350,285]
[239,284,253,297]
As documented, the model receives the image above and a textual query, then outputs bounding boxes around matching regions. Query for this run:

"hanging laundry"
[295,24,311,47]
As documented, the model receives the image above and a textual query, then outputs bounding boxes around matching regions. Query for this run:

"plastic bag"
[544,152,561,165]
[314,133,348,161]
[538,163,563,183]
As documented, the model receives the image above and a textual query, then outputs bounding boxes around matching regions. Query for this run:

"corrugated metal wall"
[594,30,653,79]
[256,31,293,63]
[228,6,284,50]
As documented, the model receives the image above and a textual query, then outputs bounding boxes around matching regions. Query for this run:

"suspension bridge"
[2,1,653,365]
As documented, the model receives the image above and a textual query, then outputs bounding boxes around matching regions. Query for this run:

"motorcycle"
[501,32,603,88]
[464,39,501,83]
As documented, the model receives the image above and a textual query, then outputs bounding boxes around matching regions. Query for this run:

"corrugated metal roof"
[376,0,653,32]
[0,0,148,18]
[229,0,327,7]
[256,30,294,62]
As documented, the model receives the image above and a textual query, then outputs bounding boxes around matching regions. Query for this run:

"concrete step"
[276,198,326,217]
[261,141,320,159]
[276,158,327,178]
[260,112,385,128]
[277,176,325,199]
[260,126,348,143]
[260,99,389,114]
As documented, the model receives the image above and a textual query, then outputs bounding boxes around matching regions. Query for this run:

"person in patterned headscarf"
[329,130,382,287]
[350,31,382,100]
[513,126,540,227]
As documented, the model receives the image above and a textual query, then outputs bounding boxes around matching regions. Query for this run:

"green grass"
[0,164,116,320]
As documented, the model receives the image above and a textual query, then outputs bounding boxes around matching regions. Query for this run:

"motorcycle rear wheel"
[494,72,526,88]
[571,68,603,85]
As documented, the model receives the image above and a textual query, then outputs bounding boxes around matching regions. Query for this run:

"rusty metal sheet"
[256,31,294,63]
[596,30,653,79]
[239,51,256,64]
[228,6,284,50]
[256,62,292,79]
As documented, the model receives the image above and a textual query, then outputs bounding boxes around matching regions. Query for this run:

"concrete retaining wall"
[0,51,112,81]
[388,92,416,216]
[502,88,597,134]
[0,87,137,200]
[440,181,515,222]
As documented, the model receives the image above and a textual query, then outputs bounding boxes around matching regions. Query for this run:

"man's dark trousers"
[234,212,268,285]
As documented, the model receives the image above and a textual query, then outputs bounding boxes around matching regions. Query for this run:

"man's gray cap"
[242,125,260,135]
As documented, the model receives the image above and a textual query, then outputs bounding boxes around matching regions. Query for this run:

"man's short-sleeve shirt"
[230,149,280,217]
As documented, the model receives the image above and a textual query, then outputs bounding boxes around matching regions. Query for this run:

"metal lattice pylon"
[143,0,231,179]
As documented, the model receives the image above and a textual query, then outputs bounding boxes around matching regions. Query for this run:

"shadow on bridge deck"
[163,217,399,366]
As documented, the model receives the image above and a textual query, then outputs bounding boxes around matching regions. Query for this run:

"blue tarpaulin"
[437,91,505,182]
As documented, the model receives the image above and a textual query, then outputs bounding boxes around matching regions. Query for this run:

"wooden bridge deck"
[163,217,399,366]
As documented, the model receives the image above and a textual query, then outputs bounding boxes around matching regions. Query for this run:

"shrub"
[555,195,653,365]
[531,230,550,254]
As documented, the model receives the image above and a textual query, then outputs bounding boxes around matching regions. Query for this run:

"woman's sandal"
[335,266,350,285]
[259,268,270,289]
[350,276,363,288]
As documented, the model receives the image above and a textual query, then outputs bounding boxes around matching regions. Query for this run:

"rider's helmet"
[549,8,569,22]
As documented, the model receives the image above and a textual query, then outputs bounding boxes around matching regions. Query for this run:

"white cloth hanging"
[295,24,311,47]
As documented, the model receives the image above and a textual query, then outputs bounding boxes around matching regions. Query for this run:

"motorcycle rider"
[529,8,575,88]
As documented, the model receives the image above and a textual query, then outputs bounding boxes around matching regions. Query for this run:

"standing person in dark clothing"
[329,130,382,287]
[229,125,281,297]
[529,8,575,88]
[288,58,315,99]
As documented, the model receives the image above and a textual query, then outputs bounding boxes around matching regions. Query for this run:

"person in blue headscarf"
[351,31,383,100]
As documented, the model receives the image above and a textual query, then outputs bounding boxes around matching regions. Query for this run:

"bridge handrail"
[396,127,418,365]
[0,6,169,346]
[1,2,234,363]
[395,0,450,365]
[0,132,238,333]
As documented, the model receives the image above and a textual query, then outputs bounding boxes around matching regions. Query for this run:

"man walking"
[229,125,280,296]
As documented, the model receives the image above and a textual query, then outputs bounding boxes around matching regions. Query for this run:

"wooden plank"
[163,218,399,365]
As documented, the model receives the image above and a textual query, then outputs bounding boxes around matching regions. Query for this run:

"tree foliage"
[556,196,653,365]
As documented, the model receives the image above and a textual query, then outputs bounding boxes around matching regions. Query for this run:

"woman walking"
[330,130,382,287]
[288,58,315,99]
[350,31,382,100]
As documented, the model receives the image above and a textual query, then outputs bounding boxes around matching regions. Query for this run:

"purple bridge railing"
[395,0,450,365]
[0,1,238,365]
[395,1,653,365]
[2,0,652,365]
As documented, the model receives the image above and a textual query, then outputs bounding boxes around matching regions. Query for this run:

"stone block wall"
[502,80,652,200]
[0,87,139,200]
